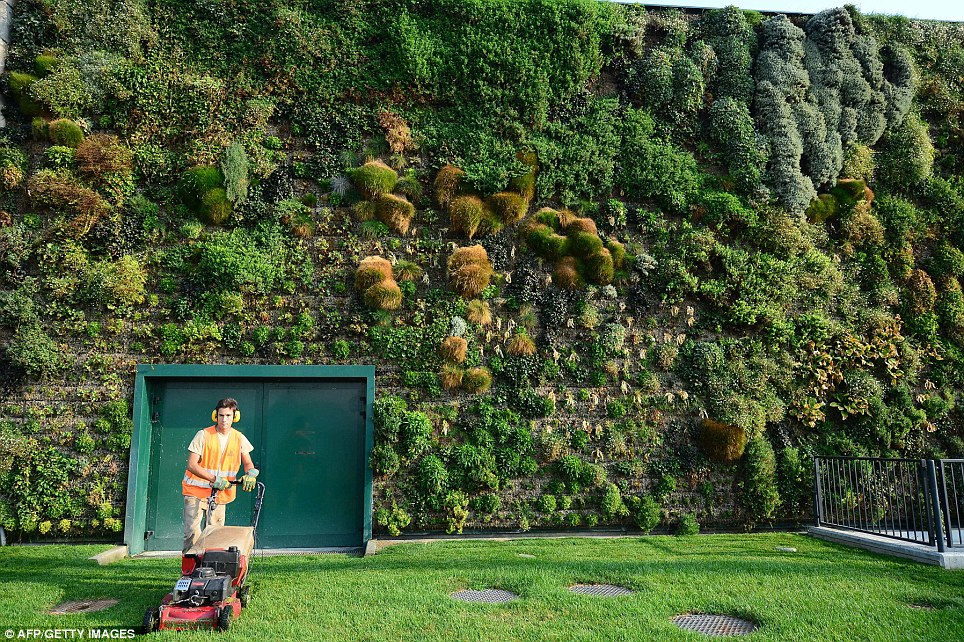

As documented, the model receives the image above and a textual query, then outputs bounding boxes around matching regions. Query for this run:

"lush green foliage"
[1,0,963,537]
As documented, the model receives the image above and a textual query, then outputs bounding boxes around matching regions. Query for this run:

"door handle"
[296,451,315,455]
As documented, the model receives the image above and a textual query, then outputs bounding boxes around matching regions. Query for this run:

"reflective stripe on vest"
[182,426,242,504]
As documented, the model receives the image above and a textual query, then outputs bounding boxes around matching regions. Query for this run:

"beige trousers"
[183,495,226,554]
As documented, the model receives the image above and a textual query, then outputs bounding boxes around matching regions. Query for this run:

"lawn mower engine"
[144,481,264,632]
[154,546,247,631]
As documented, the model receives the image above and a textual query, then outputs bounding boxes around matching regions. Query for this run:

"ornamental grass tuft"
[433,164,465,208]
[507,332,537,356]
[355,256,394,292]
[364,280,403,311]
[449,195,488,239]
[439,363,464,390]
[375,193,415,235]
[487,191,529,225]
[462,366,492,394]
[439,336,468,363]
[465,299,492,326]
[352,160,398,199]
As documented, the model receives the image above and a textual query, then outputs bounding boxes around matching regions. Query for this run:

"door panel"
[145,382,263,551]
[258,381,366,548]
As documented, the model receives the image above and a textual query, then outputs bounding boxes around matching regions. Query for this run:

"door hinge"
[144,530,154,540]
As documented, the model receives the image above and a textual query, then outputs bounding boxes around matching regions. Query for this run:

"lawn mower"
[143,480,265,632]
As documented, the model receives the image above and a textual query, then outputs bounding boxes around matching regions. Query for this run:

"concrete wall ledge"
[90,545,128,565]
[808,526,964,569]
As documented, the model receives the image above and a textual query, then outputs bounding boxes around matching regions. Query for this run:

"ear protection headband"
[212,409,241,422]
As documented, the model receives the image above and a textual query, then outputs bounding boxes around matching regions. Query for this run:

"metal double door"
[143,379,366,550]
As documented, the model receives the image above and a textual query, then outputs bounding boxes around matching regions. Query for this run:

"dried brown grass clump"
[506,332,536,356]
[697,419,747,463]
[462,367,492,394]
[439,336,468,363]
[377,109,414,154]
[566,217,598,235]
[465,300,492,326]
[375,193,415,235]
[434,165,465,208]
[440,363,465,390]
[355,256,394,292]
[447,245,493,299]
[487,191,529,226]
[364,280,403,311]
[554,256,583,289]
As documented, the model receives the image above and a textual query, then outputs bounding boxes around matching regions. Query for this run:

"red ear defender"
[212,409,241,422]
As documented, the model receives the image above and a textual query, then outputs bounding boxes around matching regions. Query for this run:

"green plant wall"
[1,0,963,540]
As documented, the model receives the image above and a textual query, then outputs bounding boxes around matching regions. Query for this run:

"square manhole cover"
[49,599,119,614]
[569,584,634,596]
[450,589,519,604]
[673,613,758,636]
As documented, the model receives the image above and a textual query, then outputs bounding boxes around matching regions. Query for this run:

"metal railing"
[937,460,964,549]
[814,456,964,551]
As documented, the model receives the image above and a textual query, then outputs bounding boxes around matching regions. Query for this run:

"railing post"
[926,459,946,553]
[813,457,824,526]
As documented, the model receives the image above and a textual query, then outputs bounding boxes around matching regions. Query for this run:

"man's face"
[216,408,234,431]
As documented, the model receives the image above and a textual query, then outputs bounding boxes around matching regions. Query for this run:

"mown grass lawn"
[1,533,962,641]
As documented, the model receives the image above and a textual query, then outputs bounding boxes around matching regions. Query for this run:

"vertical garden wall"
[0,0,963,539]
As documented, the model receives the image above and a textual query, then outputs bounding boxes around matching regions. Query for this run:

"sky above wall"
[621,1,964,22]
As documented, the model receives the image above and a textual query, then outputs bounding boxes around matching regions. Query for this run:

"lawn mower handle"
[206,480,265,530]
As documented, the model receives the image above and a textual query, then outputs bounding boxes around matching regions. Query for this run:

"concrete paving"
[808,526,964,569]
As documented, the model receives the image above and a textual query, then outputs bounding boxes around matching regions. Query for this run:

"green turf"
[0,534,962,641]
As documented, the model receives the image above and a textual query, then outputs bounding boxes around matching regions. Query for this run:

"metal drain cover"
[672,613,758,636]
[450,589,519,603]
[569,583,634,596]
[49,599,118,614]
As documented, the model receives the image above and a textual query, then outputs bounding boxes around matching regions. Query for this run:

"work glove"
[241,468,259,492]
[211,476,229,490]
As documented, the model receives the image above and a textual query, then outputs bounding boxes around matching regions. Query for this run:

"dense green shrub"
[617,108,701,213]
[195,227,286,293]
[179,166,225,212]
[221,140,249,203]
[631,495,661,533]
[875,113,934,191]
[739,437,781,528]
[374,395,408,441]
[6,324,62,378]
[707,98,767,194]
[675,513,700,536]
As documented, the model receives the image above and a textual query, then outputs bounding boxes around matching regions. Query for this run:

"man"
[181,398,259,554]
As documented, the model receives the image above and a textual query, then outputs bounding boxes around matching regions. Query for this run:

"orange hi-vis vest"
[182,426,242,504]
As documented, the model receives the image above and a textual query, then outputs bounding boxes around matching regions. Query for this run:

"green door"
[143,378,367,550]
[258,381,367,548]
[144,382,263,551]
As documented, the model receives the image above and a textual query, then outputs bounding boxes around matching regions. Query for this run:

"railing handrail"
[814,456,923,463]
